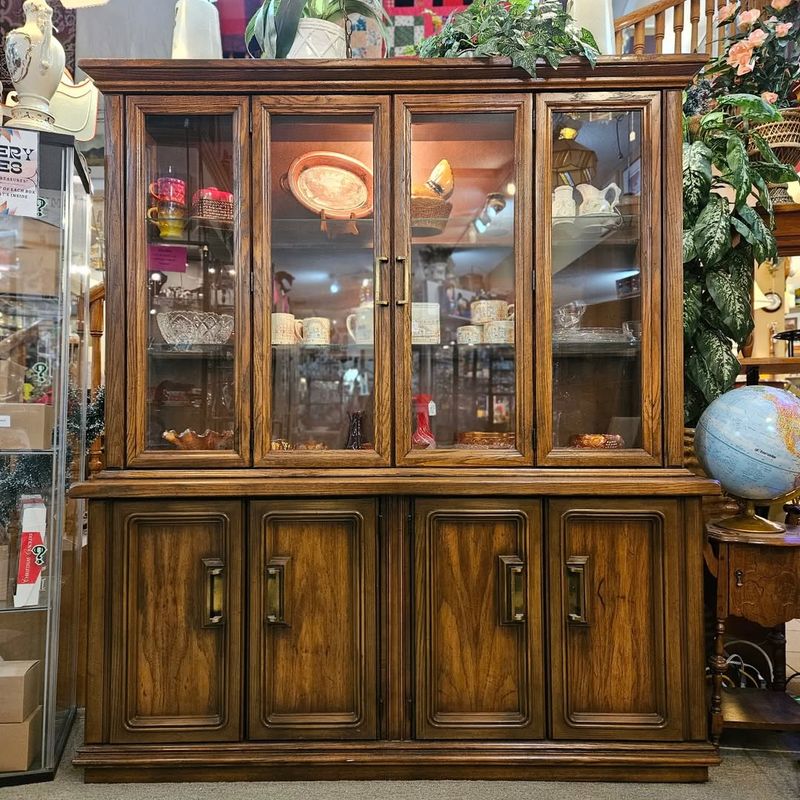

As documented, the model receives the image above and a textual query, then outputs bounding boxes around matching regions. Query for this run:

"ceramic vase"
[172,0,223,60]
[286,19,346,59]
[411,394,436,449]
[3,0,65,131]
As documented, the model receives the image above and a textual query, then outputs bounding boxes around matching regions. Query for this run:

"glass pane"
[0,134,81,776]
[145,115,237,452]
[550,109,643,451]
[409,112,517,452]
[269,115,378,453]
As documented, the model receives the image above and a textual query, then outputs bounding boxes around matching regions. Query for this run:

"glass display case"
[126,97,250,467]
[0,130,90,784]
[536,92,662,466]
[122,91,665,470]
[394,96,532,466]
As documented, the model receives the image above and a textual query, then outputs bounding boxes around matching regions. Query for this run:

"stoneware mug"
[411,302,441,345]
[299,316,331,345]
[346,303,374,345]
[483,319,515,344]
[470,299,514,325]
[271,312,302,345]
[456,325,483,345]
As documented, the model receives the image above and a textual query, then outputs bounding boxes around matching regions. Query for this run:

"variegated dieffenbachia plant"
[682,93,798,426]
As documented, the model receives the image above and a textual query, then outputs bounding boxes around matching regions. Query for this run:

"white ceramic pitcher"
[576,182,622,216]
[3,0,65,130]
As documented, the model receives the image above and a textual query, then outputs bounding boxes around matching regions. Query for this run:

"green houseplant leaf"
[682,141,712,215]
[692,194,730,267]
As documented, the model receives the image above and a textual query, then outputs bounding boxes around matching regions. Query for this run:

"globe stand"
[715,499,787,536]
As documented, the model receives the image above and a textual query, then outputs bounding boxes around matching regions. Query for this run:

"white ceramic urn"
[3,0,65,130]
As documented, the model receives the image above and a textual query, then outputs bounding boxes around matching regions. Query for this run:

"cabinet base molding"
[74,742,719,784]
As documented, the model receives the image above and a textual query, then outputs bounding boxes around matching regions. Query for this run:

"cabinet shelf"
[553,341,640,357]
[148,343,234,358]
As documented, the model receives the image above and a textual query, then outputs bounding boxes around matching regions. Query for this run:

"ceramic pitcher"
[576,182,622,216]
[3,0,65,130]
[552,185,576,218]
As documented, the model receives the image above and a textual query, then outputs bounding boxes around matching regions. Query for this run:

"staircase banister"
[615,0,695,32]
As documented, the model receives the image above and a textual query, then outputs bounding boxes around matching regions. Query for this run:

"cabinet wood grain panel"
[249,499,378,739]
[549,499,683,740]
[415,498,545,739]
[728,544,800,628]
[109,501,243,743]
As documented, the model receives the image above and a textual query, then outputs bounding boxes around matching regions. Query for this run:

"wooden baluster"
[690,0,701,51]
[705,0,716,56]
[633,20,646,55]
[673,1,685,54]
[615,27,623,55]
[655,11,666,54]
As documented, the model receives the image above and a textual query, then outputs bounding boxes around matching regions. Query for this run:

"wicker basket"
[411,195,453,237]
[191,197,234,223]
[749,109,800,163]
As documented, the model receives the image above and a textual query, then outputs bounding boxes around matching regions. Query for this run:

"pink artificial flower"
[762,91,779,104]
[771,0,793,11]
[737,9,761,26]
[726,40,756,75]
[776,21,794,36]
[747,28,769,46]
[716,2,739,23]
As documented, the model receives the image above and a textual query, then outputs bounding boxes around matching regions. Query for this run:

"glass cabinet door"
[253,97,391,466]
[535,92,662,466]
[126,97,250,466]
[394,96,533,466]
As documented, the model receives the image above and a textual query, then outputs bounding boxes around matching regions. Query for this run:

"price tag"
[0,415,10,428]
[428,400,437,417]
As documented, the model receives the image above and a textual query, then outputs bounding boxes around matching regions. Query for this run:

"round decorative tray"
[282,151,373,220]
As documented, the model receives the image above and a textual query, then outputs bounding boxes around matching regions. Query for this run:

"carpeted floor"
[1,720,798,800]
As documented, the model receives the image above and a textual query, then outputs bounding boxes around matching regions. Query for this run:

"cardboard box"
[0,403,54,450]
[0,216,61,299]
[0,360,25,402]
[0,661,42,723]
[0,705,42,772]
[14,497,47,608]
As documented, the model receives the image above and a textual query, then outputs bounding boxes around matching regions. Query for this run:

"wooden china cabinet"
[73,56,720,783]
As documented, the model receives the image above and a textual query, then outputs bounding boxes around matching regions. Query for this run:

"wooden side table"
[705,523,800,743]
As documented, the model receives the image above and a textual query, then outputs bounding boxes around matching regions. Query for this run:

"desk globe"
[695,385,800,533]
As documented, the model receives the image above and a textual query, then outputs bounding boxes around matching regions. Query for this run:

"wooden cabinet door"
[249,499,378,740]
[548,499,683,740]
[414,498,544,740]
[109,501,243,743]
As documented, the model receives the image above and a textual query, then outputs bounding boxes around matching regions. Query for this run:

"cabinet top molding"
[78,56,706,94]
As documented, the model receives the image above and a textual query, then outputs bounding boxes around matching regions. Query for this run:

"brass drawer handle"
[567,555,589,626]
[266,557,290,626]
[374,256,389,306]
[202,558,225,628]
[735,569,744,588]
[499,555,526,624]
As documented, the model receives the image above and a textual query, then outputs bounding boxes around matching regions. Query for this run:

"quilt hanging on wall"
[216,0,473,58]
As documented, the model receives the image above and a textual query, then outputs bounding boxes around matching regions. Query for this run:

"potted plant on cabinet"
[246,0,389,59]
[702,0,800,206]
[415,0,600,77]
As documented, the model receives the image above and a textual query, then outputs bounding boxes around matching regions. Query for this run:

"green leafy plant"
[246,0,390,58]
[682,95,798,425]
[415,0,600,78]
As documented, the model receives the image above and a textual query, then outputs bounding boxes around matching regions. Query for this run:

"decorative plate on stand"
[282,151,373,219]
